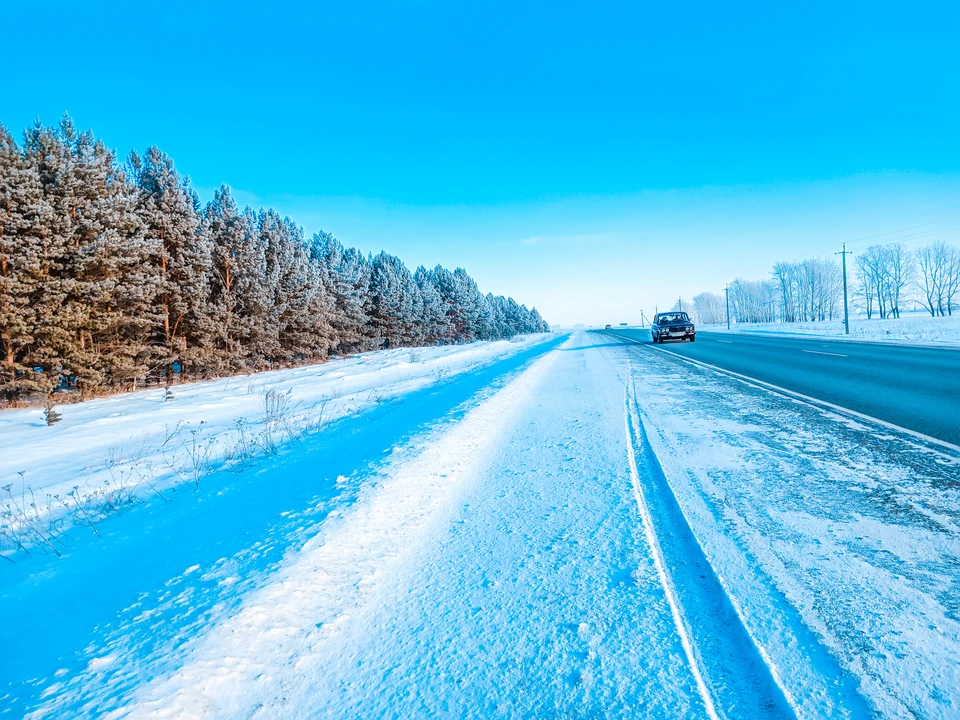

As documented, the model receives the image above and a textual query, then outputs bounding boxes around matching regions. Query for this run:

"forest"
[0,116,549,402]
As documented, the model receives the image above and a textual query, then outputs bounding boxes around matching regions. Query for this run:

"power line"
[848,220,943,244]
[807,215,960,260]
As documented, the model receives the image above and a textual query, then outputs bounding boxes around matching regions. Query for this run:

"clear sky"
[2,1,959,325]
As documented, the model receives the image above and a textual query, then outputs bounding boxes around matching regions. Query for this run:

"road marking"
[603,331,960,455]
[657,348,960,455]
[716,340,733,344]
[801,349,847,358]
[623,387,721,720]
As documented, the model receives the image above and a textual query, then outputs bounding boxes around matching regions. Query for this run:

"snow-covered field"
[700,311,960,345]
[2,330,957,718]
[0,335,553,558]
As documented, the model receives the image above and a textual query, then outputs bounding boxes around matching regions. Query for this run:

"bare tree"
[883,243,914,319]
[729,278,777,323]
[772,258,840,322]
[916,241,947,316]
[856,246,893,319]
[772,262,798,322]
[692,292,726,324]
[944,244,960,316]
[854,253,875,319]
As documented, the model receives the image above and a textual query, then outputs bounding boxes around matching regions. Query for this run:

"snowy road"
[607,328,960,447]
[3,332,958,718]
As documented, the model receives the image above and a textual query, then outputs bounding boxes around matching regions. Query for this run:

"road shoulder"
[619,342,960,719]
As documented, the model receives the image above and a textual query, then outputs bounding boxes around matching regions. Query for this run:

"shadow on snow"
[0,336,564,716]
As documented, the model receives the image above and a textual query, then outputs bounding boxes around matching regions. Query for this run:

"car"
[605,324,612,329]
[651,312,695,343]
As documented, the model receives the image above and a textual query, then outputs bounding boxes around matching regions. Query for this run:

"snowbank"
[0,335,554,556]
[700,311,960,346]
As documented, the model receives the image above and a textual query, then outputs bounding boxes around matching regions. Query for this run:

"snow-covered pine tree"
[283,217,335,361]
[204,188,273,369]
[529,307,547,332]
[310,232,371,354]
[130,146,214,381]
[452,268,492,341]
[0,124,52,397]
[368,252,421,348]
[414,265,449,344]
[258,210,334,362]
[23,116,160,395]
[20,121,79,390]
[76,130,161,391]
[428,265,462,341]
[503,296,524,335]
[485,293,508,338]
[0,117,550,399]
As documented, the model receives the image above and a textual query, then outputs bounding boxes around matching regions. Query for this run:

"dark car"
[651,312,695,343]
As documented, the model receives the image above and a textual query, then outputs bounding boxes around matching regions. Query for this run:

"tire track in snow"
[97,344,561,719]
[624,379,797,720]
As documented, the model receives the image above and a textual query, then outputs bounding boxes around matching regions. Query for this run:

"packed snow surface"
[2,331,957,718]
[700,311,960,345]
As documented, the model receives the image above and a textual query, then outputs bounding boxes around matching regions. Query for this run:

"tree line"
[686,240,960,325]
[0,116,548,401]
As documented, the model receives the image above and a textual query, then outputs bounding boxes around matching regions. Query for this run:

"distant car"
[651,312,695,343]
[605,324,612,329]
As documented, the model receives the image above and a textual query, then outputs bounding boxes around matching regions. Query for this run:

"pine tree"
[259,211,334,361]
[23,116,160,395]
[486,293,507,338]
[204,187,272,368]
[0,115,550,401]
[414,266,449,344]
[429,265,461,341]
[529,307,547,332]
[130,146,213,380]
[311,232,371,354]
[286,226,335,361]
[0,124,52,396]
[452,268,491,341]
[368,252,421,348]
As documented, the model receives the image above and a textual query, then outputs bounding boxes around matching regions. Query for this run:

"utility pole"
[724,283,730,330]
[678,296,682,312]
[837,243,852,335]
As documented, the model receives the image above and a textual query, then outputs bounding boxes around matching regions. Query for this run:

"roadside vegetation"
[0,116,548,407]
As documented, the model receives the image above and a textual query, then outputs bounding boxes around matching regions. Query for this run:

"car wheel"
[690,336,696,342]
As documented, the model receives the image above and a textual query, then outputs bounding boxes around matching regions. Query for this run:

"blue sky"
[3,1,959,324]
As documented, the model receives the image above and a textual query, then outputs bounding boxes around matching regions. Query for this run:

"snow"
[700,310,960,345]
[0,335,553,555]
[2,330,957,718]
[628,342,960,718]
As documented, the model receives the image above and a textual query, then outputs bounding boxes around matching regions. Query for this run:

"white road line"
[801,349,847,358]
[646,345,960,455]
[603,331,960,455]
[623,386,721,720]
[715,340,733,344]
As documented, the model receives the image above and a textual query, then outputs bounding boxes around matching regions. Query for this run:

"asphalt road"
[603,328,960,448]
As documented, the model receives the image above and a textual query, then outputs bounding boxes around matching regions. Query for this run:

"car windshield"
[659,313,688,324]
